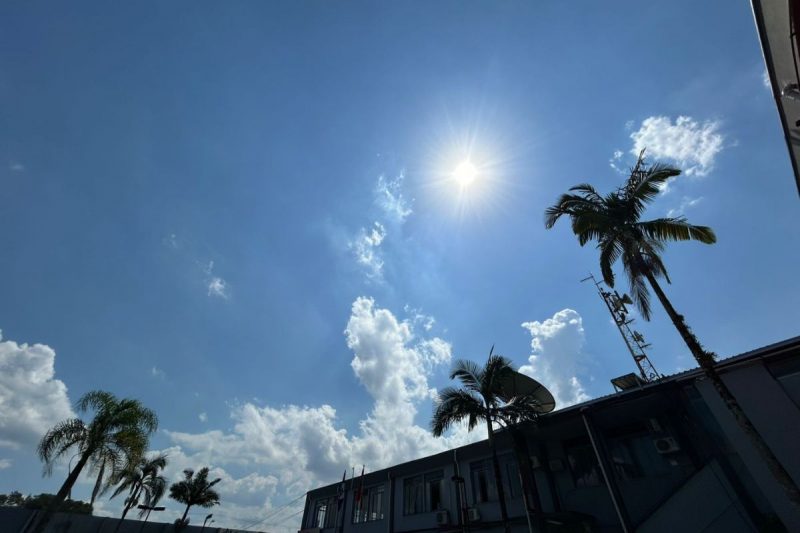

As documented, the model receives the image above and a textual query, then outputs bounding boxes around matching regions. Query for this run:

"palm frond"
[598,236,623,286]
[431,387,485,436]
[637,218,716,244]
[482,354,515,399]
[37,419,87,476]
[449,359,483,394]
[77,390,116,414]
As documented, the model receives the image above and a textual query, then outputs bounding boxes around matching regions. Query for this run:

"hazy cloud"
[375,173,413,222]
[350,222,387,280]
[667,196,704,218]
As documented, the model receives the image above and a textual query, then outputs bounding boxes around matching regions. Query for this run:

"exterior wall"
[303,339,800,533]
[0,506,253,533]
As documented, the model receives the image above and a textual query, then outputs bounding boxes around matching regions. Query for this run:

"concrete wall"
[0,507,255,533]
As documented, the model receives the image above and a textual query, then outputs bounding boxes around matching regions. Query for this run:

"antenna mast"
[581,274,661,382]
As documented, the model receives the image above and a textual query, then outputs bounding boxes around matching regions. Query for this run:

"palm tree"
[169,467,221,527]
[110,453,168,527]
[431,350,541,533]
[544,150,800,508]
[33,390,158,533]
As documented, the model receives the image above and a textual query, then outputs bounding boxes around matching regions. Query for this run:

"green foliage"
[35,389,158,518]
[110,453,169,518]
[544,150,716,320]
[169,467,221,522]
[431,349,540,437]
[0,492,92,514]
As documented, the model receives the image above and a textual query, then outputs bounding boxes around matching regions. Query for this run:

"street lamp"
[137,504,166,532]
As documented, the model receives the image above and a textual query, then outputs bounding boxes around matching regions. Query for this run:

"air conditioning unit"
[653,436,681,454]
[435,510,449,525]
[467,508,481,522]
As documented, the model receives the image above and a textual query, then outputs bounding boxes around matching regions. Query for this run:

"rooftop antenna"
[581,274,662,388]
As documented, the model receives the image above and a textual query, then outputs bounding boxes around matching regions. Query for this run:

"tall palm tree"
[431,350,541,533]
[545,151,800,508]
[110,453,168,527]
[169,467,221,527]
[33,390,158,533]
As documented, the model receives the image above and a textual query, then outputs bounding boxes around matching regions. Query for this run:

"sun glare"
[453,160,478,187]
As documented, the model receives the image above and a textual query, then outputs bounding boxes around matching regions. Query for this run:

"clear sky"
[1,1,799,530]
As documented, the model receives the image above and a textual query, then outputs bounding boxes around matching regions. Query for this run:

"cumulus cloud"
[375,173,413,222]
[630,116,724,177]
[667,196,704,218]
[520,309,591,409]
[349,222,387,280]
[0,332,75,450]
[159,298,480,530]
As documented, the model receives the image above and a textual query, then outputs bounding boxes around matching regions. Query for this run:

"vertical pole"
[581,409,632,533]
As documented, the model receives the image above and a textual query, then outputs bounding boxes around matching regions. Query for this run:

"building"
[301,336,800,532]
[752,0,800,194]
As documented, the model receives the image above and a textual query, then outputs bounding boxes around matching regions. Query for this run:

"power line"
[240,493,306,531]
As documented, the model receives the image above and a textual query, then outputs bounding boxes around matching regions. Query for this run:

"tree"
[544,150,800,509]
[33,390,158,532]
[431,350,541,533]
[0,492,92,514]
[110,453,168,526]
[169,467,221,528]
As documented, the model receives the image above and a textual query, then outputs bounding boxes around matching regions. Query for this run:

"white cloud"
[0,332,75,450]
[202,261,229,299]
[630,116,724,177]
[158,298,480,531]
[349,222,387,280]
[198,412,208,422]
[9,162,24,172]
[151,366,166,380]
[667,196,704,218]
[375,173,413,222]
[762,68,771,89]
[520,309,591,409]
[0,458,11,469]
[609,149,625,173]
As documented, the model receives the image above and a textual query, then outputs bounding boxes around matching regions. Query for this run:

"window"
[505,461,522,498]
[470,460,497,503]
[312,497,337,528]
[607,437,643,481]
[565,441,602,488]
[353,485,384,523]
[404,471,445,514]
[426,471,444,511]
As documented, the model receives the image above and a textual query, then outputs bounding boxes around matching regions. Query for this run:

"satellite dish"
[498,370,556,414]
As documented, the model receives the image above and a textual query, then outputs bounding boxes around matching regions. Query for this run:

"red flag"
[354,465,365,505]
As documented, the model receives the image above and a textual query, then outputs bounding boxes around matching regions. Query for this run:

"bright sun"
[452,160,478,187]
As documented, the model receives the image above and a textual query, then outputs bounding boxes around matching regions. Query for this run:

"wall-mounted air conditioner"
[467,508,481,522]
[435,510,449,525]
[653,436,680,454]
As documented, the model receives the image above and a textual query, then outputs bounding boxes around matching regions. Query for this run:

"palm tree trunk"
[28,450,92,533]
[486,418,511,533]
[115,482,141,533]
[181,504,192,526]
[644,270,800,509]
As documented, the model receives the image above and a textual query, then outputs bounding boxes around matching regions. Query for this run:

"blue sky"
[1,1,799,529]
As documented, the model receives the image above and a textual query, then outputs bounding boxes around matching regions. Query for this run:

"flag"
[337,469,346,509]
[354,465,365,506]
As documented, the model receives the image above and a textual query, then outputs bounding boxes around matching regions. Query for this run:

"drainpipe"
[581,408,632,533]
[453,449,469,533]
[387,470,394,533]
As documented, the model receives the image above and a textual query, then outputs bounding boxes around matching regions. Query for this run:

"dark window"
[470,460,497,503]
[312,497,337,528]
[403,475,424,514]
[354,485,384,523]
[505,461,522,498]
[404,471,445,514]
[608,436,643,480]
[565,442,602,488]
[425,471,444,511]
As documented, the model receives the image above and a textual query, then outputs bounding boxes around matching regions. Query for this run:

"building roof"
[306,335,800,496]
[752,0,800,195]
